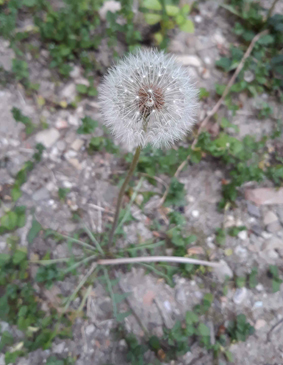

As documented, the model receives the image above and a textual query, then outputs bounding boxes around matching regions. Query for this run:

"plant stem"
[267,0,279,19]
[98,256,221,268]
[108,145,141,247]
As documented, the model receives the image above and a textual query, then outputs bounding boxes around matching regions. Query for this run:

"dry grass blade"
[158,29,269,207]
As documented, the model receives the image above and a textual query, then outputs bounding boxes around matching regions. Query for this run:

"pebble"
[253,301,263,309]
[191,210,199,218]
[0,241,7,252]
[262,237,282,251]
[163,300,172,312]
[235,245,247,258]
[68,158,82,170]
[203,56,211,65]
[251,224,262,236]
[244,70,255,83]
[85,324,95,336]
[63,181,73,188]
[267,221,282,233]
[35,128,60,148]
[175,288,186,304]
[57,140,66,151]
[255,319,266,330]
[278,206,283,224]
[64,150,77,159]
[32,187,50,201]
[70,66,81,79]
[71,139,84,151]
[60,83,76,103]
[233,287,247,304]
[176,55,202,67]
[267,250,279,259]
[262,231,272,239]
[99,0,121,20]
[238,230,248,241]
[68,115,79,126]
[247,201,261,218]
[213,32,226,45]
[53,342,65,354]
[256,283,264,292]
[263,211,278,226]
[195,15,202,23]
[55,119,68,129]
[214,260,233,282]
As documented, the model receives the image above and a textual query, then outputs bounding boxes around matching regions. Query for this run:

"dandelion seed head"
[99,48,199,148]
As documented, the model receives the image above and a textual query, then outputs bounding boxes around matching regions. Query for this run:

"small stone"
[176,55,202,67]
[263,211,278,226]
[255,319,266,330]
[85,324,95,335]
[32,187,50,201]
[118,339,127,349]
[99,0,121,20]
[245,187,283,205]
[70,66,81,79]
[60,83,76,103]
[262,237,282,251]
[233,287,247,304]
[68,115,79,126]
[55,119,68,129]
[267,250,279,259]
[238,230,248,241]
[63,181,73,188]
[244,70,255,83]
[0,241,7,252]
[267,221,282,233]
[261,231,272,239]
[278,206,283,224]
[53,342,65,354]
[191,210,199,218]
[213,32,226,45]
[251,225,262,236]
[214,260,233,282]
[224,215,235,228]
[175,288,186,304]
[71,139,84,151]
[35,128,60,148]
[203,56,211,65]
[256,283,264,291]
[235,245,247,258]
[68,158,82,170]
[75,78,90,87]
[247,202,261,218]
[57,140,66,151]
[163,300,172,312]
[64,150,77,159]
[195,15,202,23]
[0,354,5,365]
[253,301,263,309]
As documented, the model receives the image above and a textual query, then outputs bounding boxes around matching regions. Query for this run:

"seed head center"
[138,85,164,116]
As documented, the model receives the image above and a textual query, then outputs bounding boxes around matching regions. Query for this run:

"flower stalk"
[108,145,141,247]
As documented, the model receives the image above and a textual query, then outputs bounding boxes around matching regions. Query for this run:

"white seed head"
[99,48,198,148]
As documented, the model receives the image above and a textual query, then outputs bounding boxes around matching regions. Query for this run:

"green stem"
[108,145,141,247]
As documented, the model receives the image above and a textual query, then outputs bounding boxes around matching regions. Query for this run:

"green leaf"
[258,34,274,45]
[179,19,194,33]
[76,84,88,94]
[166,5,179,16]
[27,219,42,244]
[143,0,162,11]
[186,310,199,325]
[113,292,131,304]
[149,335,160,350]
[215,84,226,96]
[199,87,209,99]
[88,87,98,96]
[197,323,210,336]
[12,249,27,265]
[116,311,131,322]
[23,0,36,6]
[215,57,232,72]
[77,117,98,134]
[225,350,234,363]
[144,13,162,25]
[181,4,191,15]
[11,184,22,201]
[0,253,10,266]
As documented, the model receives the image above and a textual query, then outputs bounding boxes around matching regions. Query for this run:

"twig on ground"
[89,203,114,214]
[266,318,283,343]
[158,29,269,207]
[98,256,221,268]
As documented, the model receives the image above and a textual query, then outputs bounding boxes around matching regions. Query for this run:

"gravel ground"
[1,1,283,364]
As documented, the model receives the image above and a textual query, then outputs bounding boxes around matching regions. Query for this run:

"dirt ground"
[1,1,283,364]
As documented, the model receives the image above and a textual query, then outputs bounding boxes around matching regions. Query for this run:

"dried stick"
[98,256,221,268]
[158,29,269,207]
